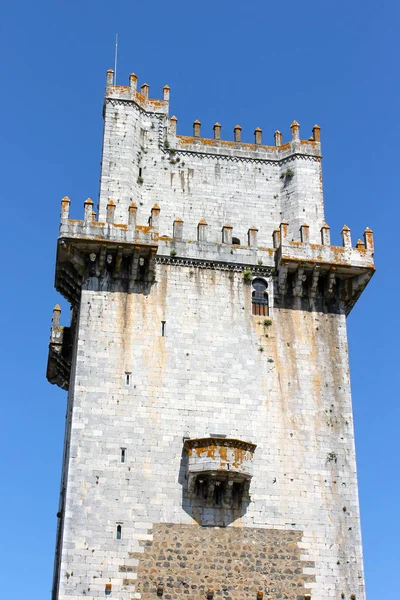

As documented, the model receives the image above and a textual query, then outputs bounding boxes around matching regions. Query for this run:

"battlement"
[54,196,374,315]
[105,69,170,115]
[104,70,321,161]
[46,304,72,390]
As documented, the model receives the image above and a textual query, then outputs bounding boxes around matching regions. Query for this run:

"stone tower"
[47,69,375,600]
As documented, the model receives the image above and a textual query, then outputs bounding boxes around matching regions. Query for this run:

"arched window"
[252,278,269,316]
[116,524,122,539]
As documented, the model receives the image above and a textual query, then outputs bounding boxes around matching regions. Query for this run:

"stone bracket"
[275,243,374,314]
[55,238,159,305]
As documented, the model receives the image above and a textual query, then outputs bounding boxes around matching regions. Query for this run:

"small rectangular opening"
[125,372,131,386]
[116,524,122,539]
[139,167,142,177]
[121,448,126,463]
[161,321,166,337]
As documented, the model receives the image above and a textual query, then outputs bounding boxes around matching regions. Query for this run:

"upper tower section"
[100,70,324,244]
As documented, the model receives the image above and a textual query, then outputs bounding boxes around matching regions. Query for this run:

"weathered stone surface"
[49,72,371,600]
[134,524,315,600]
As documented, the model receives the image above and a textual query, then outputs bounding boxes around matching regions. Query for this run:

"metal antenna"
[114,34,118,86]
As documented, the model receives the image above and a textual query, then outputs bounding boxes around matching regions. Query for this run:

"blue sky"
[0,0,398,597]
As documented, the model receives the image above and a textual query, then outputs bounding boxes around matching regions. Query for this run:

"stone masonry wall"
[56,264,365,600]
[98,103,324,244]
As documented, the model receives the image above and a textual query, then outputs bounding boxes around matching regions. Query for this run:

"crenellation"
[48,68,373,600]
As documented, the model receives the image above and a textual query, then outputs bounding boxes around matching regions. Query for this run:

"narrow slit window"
[121,448,126,463]
[139,167,142,177]
[252,278,269,316]
[116,524,122,539]
[161,321,166,337]
[125,372,131,386]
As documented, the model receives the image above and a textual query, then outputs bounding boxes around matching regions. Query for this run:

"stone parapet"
[105,70,169,116]
[46,305,71,390]
[275,221,375,313]
[54,198,375,316]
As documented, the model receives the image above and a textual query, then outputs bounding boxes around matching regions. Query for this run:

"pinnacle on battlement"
[141,83,149,99]
[274,130,282,147]
[222,223,233,244]
[312,124,321,142]
[106,69,114,86]
[163,85,170,101]
[84,198,94,222]
[213,122,221,140]
[290,120,300,140]
[197,219,207,242]
[234,125,242,142]
[106,200,115,224]
[321,222,331,245]
[193,120,201,137]
[51,304,61,330]
[129,73,138,91]
[248,226,258,248]
[173,217,184,241]
[254,127,262,145]
[170,116,178,135]
[363,227,374,250]
[341,225,352,248]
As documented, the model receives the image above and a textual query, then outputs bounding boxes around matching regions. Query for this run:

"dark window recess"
[214,481,224,505]
[161,321,166,337]
[195,478,208,499]
[231,482,244,506]
[121,448,126,463]
[232,237,240,245]
[139,167,142,177]
[116,525,122,539]
[137,257,148,281]
[252,278,269,316]
[125,372,131,386]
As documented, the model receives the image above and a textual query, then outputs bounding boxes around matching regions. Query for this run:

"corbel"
[96,245,107,277]
[293,263,306,297]
[309,265,320,299]
[113,246,123,278]
[278,262,289,296]
[325,267,336,300]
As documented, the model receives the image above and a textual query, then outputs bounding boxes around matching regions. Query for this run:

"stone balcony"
[184,437,257,508]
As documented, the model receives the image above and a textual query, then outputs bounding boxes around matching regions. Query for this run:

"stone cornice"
[184,437,257,453]
[156,255,274,276]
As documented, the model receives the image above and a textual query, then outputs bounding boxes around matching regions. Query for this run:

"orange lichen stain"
[148,99,167,107]
[257,246,275,256]
[232,447,246,469]
[219,446,228,462]
[92,222,106,226]
[112,86,129,92]
[113,224,127,229]
[176,135,277,151]
[136,225,153,234]
[135,91,146,103]
[158,236,173,241]
[300,140,318,148]
[195,445,216,460]
[68,219,83,223]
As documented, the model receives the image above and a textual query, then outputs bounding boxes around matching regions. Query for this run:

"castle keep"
[47,69,375,600]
